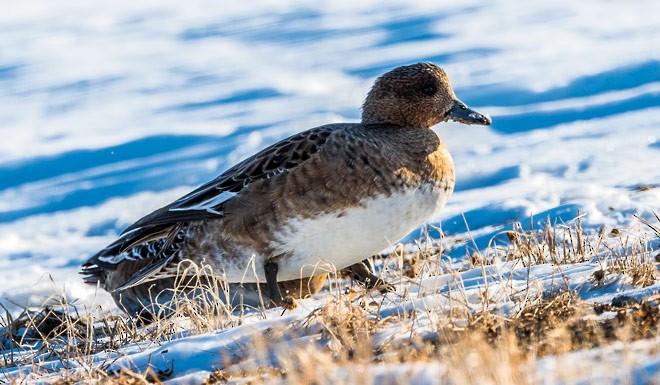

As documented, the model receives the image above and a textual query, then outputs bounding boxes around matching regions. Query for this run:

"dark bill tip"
[448,99,491,126]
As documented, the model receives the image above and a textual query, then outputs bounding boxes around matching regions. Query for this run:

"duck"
[81,62,491,317]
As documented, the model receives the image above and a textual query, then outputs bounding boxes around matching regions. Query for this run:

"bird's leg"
[264,261,283,305]
[264,260,297,310]
[348,259,380,288]
[348,258,395,293]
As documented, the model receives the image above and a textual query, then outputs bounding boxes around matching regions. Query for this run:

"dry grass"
[0,266,242,382]
[2,213,659,384]
[51,368,161,385]
[204,292,660,384]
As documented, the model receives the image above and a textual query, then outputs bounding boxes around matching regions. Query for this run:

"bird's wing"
[84,125,338,269]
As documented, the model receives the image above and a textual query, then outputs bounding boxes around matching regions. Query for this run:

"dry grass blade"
[4,214,660,384]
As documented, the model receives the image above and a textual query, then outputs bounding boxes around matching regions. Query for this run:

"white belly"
[268,187,450,281]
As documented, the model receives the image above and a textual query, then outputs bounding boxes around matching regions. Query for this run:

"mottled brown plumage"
[81,62,491,316]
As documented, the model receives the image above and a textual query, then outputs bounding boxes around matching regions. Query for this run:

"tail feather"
[80,264,106,284]
[81,223,187,289]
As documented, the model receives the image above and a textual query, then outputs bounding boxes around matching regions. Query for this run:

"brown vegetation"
[2,214,659,384]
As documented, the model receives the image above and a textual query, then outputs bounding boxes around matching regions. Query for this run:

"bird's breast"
[270,184,451,281]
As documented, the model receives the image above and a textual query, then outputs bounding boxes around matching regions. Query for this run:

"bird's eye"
[422,84,437,96]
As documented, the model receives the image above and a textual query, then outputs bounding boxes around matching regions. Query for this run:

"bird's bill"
[447,99,491,125]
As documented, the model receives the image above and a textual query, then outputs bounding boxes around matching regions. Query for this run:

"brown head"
[361,62,491,128]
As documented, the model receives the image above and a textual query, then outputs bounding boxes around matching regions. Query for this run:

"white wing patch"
[97,251,135,265]
[96,239,162,265]
[169,191,237,215]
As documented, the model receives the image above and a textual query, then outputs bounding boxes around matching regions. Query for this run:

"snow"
[1,0,659,383]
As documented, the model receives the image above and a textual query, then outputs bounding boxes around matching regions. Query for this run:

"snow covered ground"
[1,0,659,383]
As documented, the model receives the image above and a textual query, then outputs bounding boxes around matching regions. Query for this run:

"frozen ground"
[0,0,659,383]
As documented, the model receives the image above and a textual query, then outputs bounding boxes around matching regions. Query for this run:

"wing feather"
[85,125,338,269]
